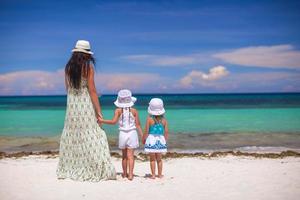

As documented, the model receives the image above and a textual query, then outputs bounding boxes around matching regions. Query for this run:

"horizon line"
[1,91,300,97]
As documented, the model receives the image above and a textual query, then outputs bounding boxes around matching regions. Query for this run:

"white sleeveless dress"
[56,78,116,181]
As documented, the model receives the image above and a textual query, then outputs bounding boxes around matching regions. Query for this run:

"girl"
[143,98,169,179]
[99,89,143,181]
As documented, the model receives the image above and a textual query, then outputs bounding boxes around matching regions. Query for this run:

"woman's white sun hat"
[72,40,94,55]
[114,89,137,108]
[148,98,165,116]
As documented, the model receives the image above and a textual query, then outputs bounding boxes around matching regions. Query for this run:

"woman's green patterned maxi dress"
[56,79,116,181]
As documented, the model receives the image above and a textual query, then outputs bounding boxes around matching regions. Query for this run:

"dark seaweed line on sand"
[1,150,300,160]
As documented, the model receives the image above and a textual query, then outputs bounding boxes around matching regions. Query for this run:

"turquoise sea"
[1,93,300,152]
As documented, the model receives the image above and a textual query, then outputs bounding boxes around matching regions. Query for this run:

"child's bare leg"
[127,148,134,180]
[156,153,163,178]
[149,153,156,179]
[121,149,128,178]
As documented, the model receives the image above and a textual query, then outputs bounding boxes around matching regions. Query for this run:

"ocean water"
[1,93,300,152]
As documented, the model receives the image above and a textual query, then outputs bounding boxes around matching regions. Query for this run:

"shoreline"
[1,149,300,160]
[1,132,300,153]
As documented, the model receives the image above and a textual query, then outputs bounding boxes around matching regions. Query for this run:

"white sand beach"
[0,155,300,200]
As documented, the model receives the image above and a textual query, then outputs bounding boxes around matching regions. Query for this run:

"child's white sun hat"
[114,89,137,108]
[148,98,165,116]
[72,40,94,55]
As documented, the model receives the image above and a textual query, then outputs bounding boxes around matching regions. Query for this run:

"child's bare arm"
[133,109,143,138]
[99,109,121,125]
[142,117,150,144]
[163,119,169,141]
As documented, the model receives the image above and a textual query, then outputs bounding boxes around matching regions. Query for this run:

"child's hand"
[165,134,168,141]
[142,135,147,144]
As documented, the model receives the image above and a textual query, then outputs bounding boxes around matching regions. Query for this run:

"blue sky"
[0,0,300,95]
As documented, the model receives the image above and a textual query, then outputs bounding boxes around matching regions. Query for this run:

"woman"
[56,40,116,181]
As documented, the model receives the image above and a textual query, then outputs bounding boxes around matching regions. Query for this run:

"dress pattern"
[144,134,167,153]
[56,78,116,181]
[144,119,167,153]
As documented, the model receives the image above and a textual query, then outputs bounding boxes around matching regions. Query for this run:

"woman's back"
[64,77,95,130]
[57,41,116,181]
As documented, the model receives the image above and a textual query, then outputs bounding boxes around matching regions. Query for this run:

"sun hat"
[114,89,137,108]
[72,40,94,55]
[148,98,165,116]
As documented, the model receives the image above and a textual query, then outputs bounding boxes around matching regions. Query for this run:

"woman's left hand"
[97,112,103,119]
[97,116,103,126]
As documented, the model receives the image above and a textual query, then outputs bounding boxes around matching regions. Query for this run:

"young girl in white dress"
[99,89,143,181]
[143,98,169,179]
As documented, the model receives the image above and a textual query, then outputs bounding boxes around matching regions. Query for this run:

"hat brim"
[114,96,136,108]
[131,97,137,103]
[72,49,94,55]
[148,107,165,116]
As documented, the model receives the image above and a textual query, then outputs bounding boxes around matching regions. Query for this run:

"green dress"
[56,78,116,181]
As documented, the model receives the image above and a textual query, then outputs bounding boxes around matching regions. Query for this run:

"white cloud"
[0,70,65,95]
[180,65,229,88]
[1,64,300,95]
[213,44,300,69]
[178,71,300,92]
[123,44,300,69]
[122,53,210,66]
[94,73,161,93]
[0,69,162,95]
[218,72,300,92]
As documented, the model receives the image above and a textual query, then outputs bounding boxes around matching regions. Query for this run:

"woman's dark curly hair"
[65,52,95,89]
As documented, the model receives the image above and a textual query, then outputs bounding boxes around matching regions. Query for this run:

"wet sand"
[1,132,300,153]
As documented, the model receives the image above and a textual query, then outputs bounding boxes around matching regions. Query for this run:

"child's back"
[148,116,166,135]
[118,107,136,131]
[143,98,169,179]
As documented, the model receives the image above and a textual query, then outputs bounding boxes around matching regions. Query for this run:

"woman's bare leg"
[149,153,156,179]
[156,153,163,178]
[127,148,135,180]
[122,149,128,178]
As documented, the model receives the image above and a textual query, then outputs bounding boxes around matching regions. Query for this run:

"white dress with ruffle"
[144,119,167,153]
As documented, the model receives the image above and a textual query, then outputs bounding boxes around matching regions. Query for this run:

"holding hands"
[142,134,147,144]
[97,112,104,126]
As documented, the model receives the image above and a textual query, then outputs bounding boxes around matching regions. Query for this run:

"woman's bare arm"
[87,65,103,118]
[100,109,121,125]
[64,74,69,91]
